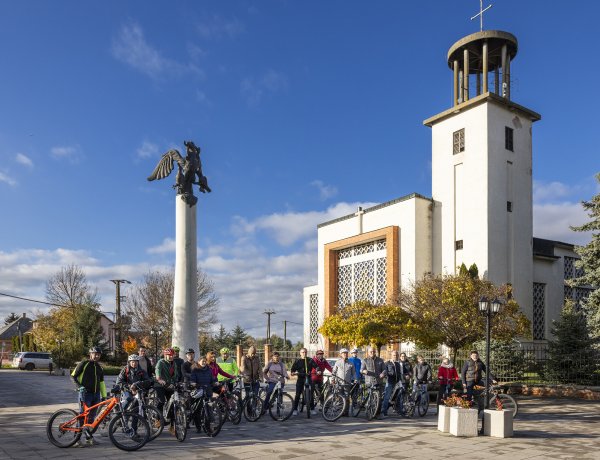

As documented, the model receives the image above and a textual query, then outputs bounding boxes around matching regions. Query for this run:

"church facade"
[303,30,589,354]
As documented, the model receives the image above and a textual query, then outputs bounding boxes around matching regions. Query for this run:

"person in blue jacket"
[348,348,362,381]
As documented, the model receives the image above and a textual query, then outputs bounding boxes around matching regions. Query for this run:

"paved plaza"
[0,369,599,460]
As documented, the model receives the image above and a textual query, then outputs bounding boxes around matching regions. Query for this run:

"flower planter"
[437,405,451,432]
[449,407,478,437]
[483,409,513,438]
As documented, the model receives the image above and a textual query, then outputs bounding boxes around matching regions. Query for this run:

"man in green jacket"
[154,347,181,422]
[216,347,239,389]
[71,346,107,447]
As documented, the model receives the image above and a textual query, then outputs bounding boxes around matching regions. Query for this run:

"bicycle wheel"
[350,387,364,417]
[108,411,150,451]
[146,388,159,408]
[401,393,415,417]
[365,391,380,421]
[322,393,346,422]
[173,403,187,442]
[46,409,81,448]
[417,392,429,417]
[243,395,263,422]
[143,404,164,440]
[490,393,518,417]
[269,391,294,421]
[227,393,242,425]
[201,402,223,437]
[305,385,312,419]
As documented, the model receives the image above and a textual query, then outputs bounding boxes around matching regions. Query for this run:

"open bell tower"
[424,29,541,319]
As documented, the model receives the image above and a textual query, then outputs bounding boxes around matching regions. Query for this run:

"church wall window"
[505,126,514,151]
[309,294,319,344]
[563,256,583,280]
[336,239,387,307]
[453,128,465,154]
[533,282,546,340]
[455,239,463,250]
[507,201,512,212]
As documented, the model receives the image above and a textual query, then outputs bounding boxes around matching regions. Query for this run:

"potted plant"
[483,394,514,437]
[437,394,462,432]
[446,395,478,437]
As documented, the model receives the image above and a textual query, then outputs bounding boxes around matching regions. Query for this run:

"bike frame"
[60,396,119,433]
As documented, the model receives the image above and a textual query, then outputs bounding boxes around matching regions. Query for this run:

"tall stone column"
[171,197,198,353]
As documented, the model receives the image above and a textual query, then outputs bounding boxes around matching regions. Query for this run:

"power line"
[0,291,112,315]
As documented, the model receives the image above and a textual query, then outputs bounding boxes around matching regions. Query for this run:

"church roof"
[318,192,432,228]
[0,315,33,340]
[533,237,575,260]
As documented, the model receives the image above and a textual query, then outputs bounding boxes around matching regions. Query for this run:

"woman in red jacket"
[437,357,459,406]
[207,351,235,393]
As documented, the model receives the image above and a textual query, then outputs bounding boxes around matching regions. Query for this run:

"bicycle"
[46,386,150,451]
[471,382,518,417]
[189,385,223,437]
[321,375,362,421]
[240,378,264,422]
[312,374,332,411]
[163,382,187,442]
[411,381,430,417]
[123,385,164,441]
[295,371,314,418]
[215,378,242,425]
[264,380,294,421]
[391,380,414,417]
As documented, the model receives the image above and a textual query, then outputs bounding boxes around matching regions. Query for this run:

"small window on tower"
[505,127,514,151]
[507,201,513,212]
[453,129,465,154]
[455,240,463,250]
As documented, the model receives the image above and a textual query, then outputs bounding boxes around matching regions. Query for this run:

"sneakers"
[76,439,88,448]
[153,419,162,429]
[292,410,298,416]
[77,437,98,447]
[169,425,176,435]
[131,434,143,442]
[87,437,99,446]
[311,409,317,415]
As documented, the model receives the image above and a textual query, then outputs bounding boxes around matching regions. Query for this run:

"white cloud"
[146,238,176,254]
[310,180,338,201]
[0,170,17,186]
[136,141,159,160]
[533,180,574,202]
[196,16,244,40]
[533,202,591,246]
[232,201,376,246]
[15,153,33,168]
[241,70,288,107]
[51,145,81,163]
[112,23,202,80]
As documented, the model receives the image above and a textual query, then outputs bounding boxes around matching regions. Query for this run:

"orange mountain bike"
[46,387,150,451]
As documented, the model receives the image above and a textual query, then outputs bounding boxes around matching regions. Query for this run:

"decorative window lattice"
[505,126,514,151]
[309,294,319,344]
[533,283,546,340]
[564,256,583,280]
[453,128,465,154]
[564,285,573,303]
[376,257,387,304]
[338,248,353,260]
[338,265,352,307]
[354,260,375,302]
[575,288,591,306]
[354,242,375,256]
[336,239,387,307]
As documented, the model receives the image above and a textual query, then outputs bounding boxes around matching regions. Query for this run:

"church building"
[303,29,589,354]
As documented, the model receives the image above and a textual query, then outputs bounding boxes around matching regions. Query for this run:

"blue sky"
[0,1,598,341]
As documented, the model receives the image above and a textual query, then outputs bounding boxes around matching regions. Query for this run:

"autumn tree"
[319,300,411,353]
[570,172,600,341]
[125,269,219,344]
[33,265,106,365]
[122,336,139,354]
[396,267,531,362]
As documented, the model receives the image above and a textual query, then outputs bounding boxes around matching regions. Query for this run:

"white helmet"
[350,347,358,353]
[128,354,140,362]
[339,348,349,354]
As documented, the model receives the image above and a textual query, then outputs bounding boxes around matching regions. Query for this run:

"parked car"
[12,351,53,371]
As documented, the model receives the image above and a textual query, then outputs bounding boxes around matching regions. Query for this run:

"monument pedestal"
[172,197,198,354]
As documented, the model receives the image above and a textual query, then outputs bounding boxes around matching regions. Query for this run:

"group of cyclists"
[69,344,494,447]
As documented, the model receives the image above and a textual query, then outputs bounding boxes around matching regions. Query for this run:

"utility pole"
[110,279,131,357]
[283,320,287,350]
[263,309,276,344]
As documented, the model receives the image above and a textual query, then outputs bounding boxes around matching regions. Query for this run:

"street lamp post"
[151,329,160,364]
[110,279,131,358]
[55,338,64,370]
[478,296,503,411]
[263,310,276,344]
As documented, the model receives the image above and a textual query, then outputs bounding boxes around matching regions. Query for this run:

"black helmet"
[186,348,195,354]
[89,346,102,354]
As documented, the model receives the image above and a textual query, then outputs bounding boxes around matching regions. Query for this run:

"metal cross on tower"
[470,0,493,31]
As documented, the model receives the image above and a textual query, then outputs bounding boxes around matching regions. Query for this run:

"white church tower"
[424,30,541,317]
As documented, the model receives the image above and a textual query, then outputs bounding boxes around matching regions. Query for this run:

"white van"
[12,352,53,370]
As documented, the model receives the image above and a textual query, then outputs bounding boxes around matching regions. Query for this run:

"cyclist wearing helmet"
[71,346,107,447]
[154,347,180,416]
[116,354,152,409]
[216,347,239,388]
[207,350,235,393]
[172,346,184,383]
